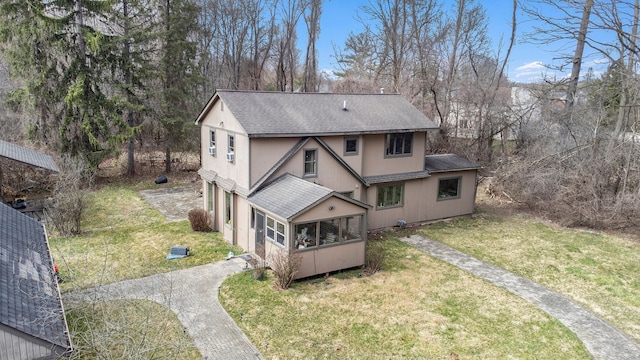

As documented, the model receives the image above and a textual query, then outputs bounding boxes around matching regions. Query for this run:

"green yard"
[50,185,640,359]
[220,235,592,359]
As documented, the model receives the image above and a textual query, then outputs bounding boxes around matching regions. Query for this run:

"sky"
[310,0,611,83]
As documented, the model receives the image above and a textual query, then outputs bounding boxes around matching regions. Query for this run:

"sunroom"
[248,174,369,279]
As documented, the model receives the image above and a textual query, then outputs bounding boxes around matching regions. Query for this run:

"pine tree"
[107,0,160,175]
[159,0,200,173]
[0,1,132,168]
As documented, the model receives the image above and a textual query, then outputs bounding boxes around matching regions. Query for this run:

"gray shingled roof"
[424,154,481,173]
[248,174,334,220]
[0,203,71,351]
[364,170,432,185]
[0,140,59,172]
[198,91,438,137]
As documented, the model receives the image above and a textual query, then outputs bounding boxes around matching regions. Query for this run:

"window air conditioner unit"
[208,146,216,155]
[226,152,235,162]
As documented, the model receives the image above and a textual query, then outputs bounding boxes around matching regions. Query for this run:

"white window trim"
[266,216,286,247]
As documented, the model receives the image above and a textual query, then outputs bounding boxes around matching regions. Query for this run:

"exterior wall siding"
[249,137,302,186]
[269,138,365,201]
[361,132,426,176]
[320,135,363,174]
[200,100,250,189]
[295,241,366,278]
[366,170,477,229]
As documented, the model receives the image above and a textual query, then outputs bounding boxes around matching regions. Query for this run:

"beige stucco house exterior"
[196,91,480,278]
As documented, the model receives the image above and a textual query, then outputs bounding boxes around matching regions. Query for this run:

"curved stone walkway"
[65,257,264,360]
[401,234,640,360]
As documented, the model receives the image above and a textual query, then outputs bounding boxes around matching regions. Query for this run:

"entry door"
[255,210,266,259]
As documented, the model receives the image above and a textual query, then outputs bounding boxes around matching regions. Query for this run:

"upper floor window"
[344,137,358,155]
[385,133,412,156]
[438,177,461,200]
[227,134,235,162]
[228,134,235,153]
[304,149,317,176]
[377,183,404,208]
[208,130,216,156]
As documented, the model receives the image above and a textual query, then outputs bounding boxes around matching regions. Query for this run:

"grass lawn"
[220,238,591,359]
[50,183,638,358]
[50,186,240,291]
[65,299,201,359]
[49,185,237,359]
[421,214,640,344]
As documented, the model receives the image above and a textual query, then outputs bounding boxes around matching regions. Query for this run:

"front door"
[255,210,265,259]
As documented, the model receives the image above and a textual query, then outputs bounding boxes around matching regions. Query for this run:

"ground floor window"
[207,182,214,212]
[294,215,363,249]
[377,183,404,208]
[438,177,461,200]
[224,191,232,225]
[266,216,286,246]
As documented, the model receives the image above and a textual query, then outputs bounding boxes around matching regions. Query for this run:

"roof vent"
[343,100,347,111]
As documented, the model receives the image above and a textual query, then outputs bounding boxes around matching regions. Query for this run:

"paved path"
[66,257,264,360]
[139,185,202,222]
[401,234,640,360]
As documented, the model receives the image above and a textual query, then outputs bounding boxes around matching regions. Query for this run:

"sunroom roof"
[248,174,333,220]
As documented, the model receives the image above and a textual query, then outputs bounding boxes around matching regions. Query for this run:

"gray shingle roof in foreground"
[0,140,59,172]
[0,203,71,353]
[201,91,438,137]
[424,154,481,173]
[248,174,333,220]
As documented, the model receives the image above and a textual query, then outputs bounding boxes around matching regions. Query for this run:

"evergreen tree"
[0,1,132,168]
[107,0,160,175]
[159,0,200,173]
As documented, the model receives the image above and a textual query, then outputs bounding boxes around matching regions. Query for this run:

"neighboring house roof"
[0,140,59,172]
[248,174,368,221]
[249,137,367,194]
[196,90,438,137]
[0,203,72,355]
[424,154,481,173]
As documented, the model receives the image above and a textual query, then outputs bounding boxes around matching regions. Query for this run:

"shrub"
[365,242,386,275]
[269,249,301,290]
[249,256,266,280]
[47,155,93,236]
[187,208,212,232]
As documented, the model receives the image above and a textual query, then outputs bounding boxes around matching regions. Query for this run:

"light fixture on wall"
[218,121,224,127]
[329,205,335,211]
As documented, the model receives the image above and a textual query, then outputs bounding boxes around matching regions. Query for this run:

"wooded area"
[1,0,640,230]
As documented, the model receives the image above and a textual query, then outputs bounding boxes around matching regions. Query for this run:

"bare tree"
[302,0,322,92]
[275,0,305,91]
[47,155,93,236]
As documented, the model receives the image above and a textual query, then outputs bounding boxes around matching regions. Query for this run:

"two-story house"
[196,91,480,278]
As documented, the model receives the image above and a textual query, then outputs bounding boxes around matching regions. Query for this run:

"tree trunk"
[124,0,136,176]
[566,0,593,113]
[610,0,639,145]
